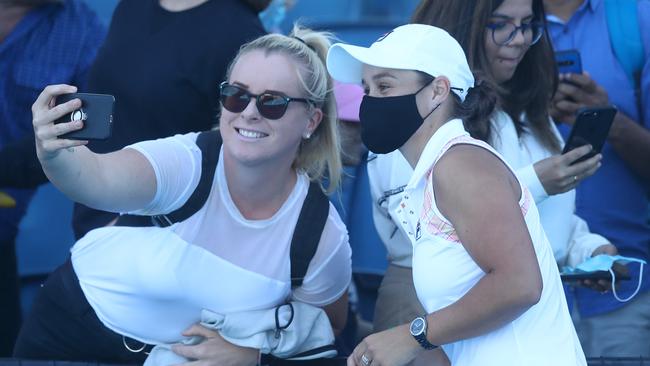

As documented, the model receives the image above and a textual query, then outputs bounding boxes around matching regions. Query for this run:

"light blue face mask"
[562,254,647,302]
[259,0,286,33]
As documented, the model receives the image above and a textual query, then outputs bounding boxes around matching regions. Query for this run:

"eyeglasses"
[485,20,544,46]
[219,82,312,120]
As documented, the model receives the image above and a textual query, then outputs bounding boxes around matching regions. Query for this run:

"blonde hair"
[224,25,342,193]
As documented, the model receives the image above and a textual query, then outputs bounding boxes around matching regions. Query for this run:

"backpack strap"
[605,0,645,87]
[116,130,221,227]
[290,182,330,288]
[151,130,222,227]
[605,0,645,122]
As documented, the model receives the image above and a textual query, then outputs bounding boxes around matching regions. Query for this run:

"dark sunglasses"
[219,82,313,120]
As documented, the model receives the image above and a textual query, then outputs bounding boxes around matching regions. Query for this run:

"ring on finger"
[361,354,371,366]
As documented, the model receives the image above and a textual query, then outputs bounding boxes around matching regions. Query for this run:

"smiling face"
[220,50,321,169]
[484,0,535,84]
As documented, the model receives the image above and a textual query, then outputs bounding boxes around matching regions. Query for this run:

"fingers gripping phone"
[560,270,631,282]
[54,93,115,140]
[562,106,618,164]
[555,49,583,75]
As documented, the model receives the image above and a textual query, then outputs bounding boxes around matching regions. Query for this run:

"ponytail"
[453,77,498,142]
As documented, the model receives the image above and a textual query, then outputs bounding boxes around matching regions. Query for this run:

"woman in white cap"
[327,23,586,366]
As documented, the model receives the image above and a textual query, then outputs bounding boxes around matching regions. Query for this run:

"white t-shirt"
[367,151,413,267]
[71,132,351,345]
[398,119,586,366]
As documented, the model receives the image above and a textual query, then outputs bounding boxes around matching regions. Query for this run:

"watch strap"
[412,316,438,350]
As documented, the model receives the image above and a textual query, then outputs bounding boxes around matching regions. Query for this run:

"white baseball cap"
[326,24,475,101]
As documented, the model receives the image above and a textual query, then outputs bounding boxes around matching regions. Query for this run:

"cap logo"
[375,30,393,43]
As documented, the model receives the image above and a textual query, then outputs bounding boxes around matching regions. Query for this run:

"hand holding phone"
[533,144,601,195]
[32,85,115,162]
[54,92,114,140]
[561,263,631,294]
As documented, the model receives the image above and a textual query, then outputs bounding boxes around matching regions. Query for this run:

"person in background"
[412,0,619,273]
[0,0,105,355]
[328,23,586,366]
[335,82,365,168]
[258,0,295,33]
[331,81,390,356]
[72,0,268,239]
[330,81,365,224]
[543,0,650,358]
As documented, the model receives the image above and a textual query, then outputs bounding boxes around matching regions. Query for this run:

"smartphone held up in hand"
[562,106,617,164]
[54,93,114,140]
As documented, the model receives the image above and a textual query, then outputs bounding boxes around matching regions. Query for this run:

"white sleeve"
[368,155,395,247]
[490,112,551,204]
[565,214,610,268]
[516,164,549,204]
[291,204,352,307]
[368,152,414,262]
[124,132,202,216]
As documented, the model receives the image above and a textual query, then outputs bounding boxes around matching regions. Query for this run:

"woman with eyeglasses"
[328,22,586,366]
[411,0,618,274]
[15,26,350,365]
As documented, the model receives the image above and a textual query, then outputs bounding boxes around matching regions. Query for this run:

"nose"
[367,86,381,98]
[239,96,261,121]
[508,26,527,47]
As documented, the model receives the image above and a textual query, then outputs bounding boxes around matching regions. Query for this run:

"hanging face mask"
[359,80,438,154]
[259,0,286,33]
[562,254,647,302]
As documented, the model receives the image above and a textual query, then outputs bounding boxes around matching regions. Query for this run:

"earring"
[303,133,311,139]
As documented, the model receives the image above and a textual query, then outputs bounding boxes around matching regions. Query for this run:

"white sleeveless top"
[394,120,586,366]
[70,132,351,345]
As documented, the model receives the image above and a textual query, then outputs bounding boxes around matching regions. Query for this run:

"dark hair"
[412,0,560,152]
[417,72,497,141]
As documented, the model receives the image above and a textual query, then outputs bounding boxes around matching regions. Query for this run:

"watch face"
[410,317,425,335]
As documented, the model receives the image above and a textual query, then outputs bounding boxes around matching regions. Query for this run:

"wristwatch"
[409,316,438,350]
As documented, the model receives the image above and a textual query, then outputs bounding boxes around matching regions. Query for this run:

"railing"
[0,358,349,366]
[4,356,647,365]
[588,357,650,365]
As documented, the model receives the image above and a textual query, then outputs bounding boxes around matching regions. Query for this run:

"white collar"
[406,119,469,190]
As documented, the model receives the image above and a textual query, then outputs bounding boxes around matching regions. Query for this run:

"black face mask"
[359,82,439,154]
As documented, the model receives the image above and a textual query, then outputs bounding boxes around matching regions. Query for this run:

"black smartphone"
[561,271,631,282]
[561,106,617,164]
[555,49,583,75]
[54,93,114,140]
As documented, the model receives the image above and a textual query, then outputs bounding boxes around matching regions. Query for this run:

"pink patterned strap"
[433,135,494,166]
[421,181,461,243]
[420,135,533,244]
